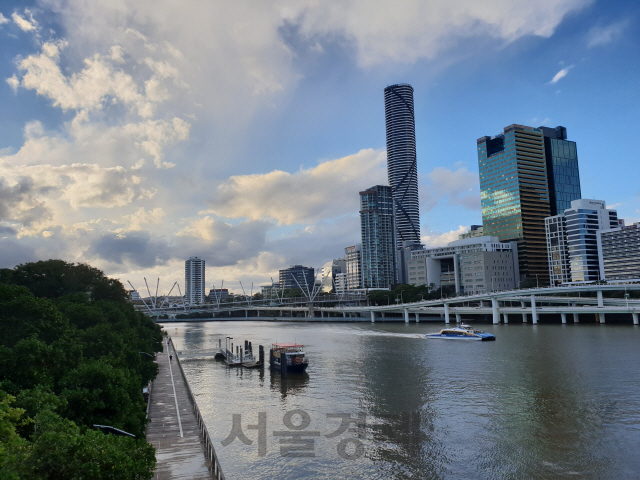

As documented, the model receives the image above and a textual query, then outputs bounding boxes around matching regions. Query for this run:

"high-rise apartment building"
[598,223,640,281]
[279,265,315,292]
[360,185,396,289]
[185,256,205,305]
[344,244,363,290]
[477,124,552,283]
[539,126,581,215]
[546,199,618,285]
[384,84,421,283]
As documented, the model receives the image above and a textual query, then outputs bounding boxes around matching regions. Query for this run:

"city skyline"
[0,1,639,293]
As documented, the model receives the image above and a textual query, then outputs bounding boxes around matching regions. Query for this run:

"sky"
[1,0,639,294]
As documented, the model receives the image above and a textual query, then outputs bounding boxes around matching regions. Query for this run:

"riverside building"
[279,265,315,292]
[320,259,346,293]
[360,185,396,289]
[185,256,206,305]
[384,84,421,283]
[344,244,363,290]
[598,222,640,281]
[408,237,518,294]
[545,199,618,285]
[477,124,581,284]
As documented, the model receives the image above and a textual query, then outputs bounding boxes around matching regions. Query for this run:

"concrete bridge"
[150,284,640,325]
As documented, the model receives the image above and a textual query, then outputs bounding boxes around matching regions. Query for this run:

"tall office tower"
[344,244,363,290]
[384,84,421,283]
[185,256,205,305]
[539,126,581,215]
[360,185,396,288]
[546,199,618,285]
[477,124,551,284]
[279,265,315,292]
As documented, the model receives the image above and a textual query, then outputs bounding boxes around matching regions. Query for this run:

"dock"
[146,340,225,480]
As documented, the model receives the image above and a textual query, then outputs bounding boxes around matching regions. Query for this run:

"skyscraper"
[360,185,396,288]
[185,256,205,305]
[384,84,421,259]
[477,124,551,283]
[539,126,581,215]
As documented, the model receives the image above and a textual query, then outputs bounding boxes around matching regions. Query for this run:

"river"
[163,321,640,479]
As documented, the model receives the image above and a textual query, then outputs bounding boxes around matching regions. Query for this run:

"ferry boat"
[270,343,309,373]
[426,324,496,341]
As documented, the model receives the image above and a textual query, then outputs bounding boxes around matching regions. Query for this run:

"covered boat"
[426,324,496,341]
[269,343,309,373]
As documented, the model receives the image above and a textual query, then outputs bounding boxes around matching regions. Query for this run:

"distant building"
[129,290,140,300]
[334,273,347,295]
[546,199,618,285]
[279,265,315,292]
[539,126,582,216]
[598,223,640,281]
[209,288,229,302]
[384,84,421,251]
[261,283,281,300]
[408,236,518,295]
[345,244,363,290]
[185,257,205,305]
[459,225,484,240]
[360,185,396,289]
[478,124,552,283]
[320,259,346,293]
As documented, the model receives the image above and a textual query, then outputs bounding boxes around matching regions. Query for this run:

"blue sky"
[0,0,638,292]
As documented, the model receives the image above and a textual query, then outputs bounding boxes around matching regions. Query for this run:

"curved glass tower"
[384,84,421,248]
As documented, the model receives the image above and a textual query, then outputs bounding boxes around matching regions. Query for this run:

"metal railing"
[170,339,226,480]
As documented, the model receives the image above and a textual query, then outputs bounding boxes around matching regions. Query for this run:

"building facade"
[539,126,581,216]
[477,124,551,284]
[598,223,640,281]
[459,225,484,240]
[345,244,363,290]
[209,288,229,302]
[360,185,396,289]
[546,199,618,285]
[384,84,421,280]
[320,259,346,293]
[408,237,518,295]
[279,265,315,292]
[185,256,205,305]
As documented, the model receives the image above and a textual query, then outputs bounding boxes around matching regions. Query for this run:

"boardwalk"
[147,341,214,479]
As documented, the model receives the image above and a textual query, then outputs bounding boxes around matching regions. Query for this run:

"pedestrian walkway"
[147,340,214,479]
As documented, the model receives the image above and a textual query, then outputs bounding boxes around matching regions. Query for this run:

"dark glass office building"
[279,265,315,292]
[539,126,581,215]
[360,185,396,289]
[477,124,551,283]
[384,84,421,248]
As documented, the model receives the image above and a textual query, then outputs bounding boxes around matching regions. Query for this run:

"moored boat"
[270,343,309,373]
[426,324,496,341]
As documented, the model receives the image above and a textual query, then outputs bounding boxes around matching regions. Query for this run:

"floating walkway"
[146,340,225,480]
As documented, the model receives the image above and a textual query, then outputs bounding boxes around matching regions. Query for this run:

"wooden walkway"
[147,341,214,479]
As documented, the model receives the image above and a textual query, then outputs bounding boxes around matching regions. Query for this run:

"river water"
[164,321,640,479]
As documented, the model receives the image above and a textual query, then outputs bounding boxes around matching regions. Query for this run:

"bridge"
[143,283,640,325]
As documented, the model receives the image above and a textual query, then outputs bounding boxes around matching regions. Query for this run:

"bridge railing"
[170,339,226,480]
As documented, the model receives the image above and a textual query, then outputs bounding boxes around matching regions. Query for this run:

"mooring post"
[633,313,639,325]
[531,295,538,324]
[444,303,450,324]
[492,297,499,324]
[455,313,461,324]
[404,308,409,323]
[370,311,375,323]
[415,313,420,323]
[561,313,567,324]
[521,300,527,323]
[503,313,509,324]
[597,290,605,323]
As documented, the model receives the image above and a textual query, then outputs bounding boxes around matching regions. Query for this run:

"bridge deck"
[146,342,214,479]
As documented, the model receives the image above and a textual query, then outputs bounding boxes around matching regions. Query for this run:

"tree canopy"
[0,260,162,479]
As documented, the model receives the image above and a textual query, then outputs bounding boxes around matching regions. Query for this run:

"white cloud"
[6,75,19,93]
[12,11,38,32]
[120,207,167,231]
[421,225,469,248]
[549,65,574,84]
[587,20,629,48]
[0,13,9,26]
[202,148,387,224]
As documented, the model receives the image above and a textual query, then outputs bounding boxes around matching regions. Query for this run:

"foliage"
[0,260,162,479]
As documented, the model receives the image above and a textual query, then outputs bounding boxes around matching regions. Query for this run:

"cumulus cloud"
[202,149,387,224]
[421,225,469,248]
[12,11,38,32]
[0,13,9,26]
[119,207,167,231]
[549,65,574,84]
[587,20,629,48]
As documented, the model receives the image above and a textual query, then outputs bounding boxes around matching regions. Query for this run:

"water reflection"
[270,373,310,399]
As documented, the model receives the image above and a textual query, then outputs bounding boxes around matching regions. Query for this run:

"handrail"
[169,339,226,480]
